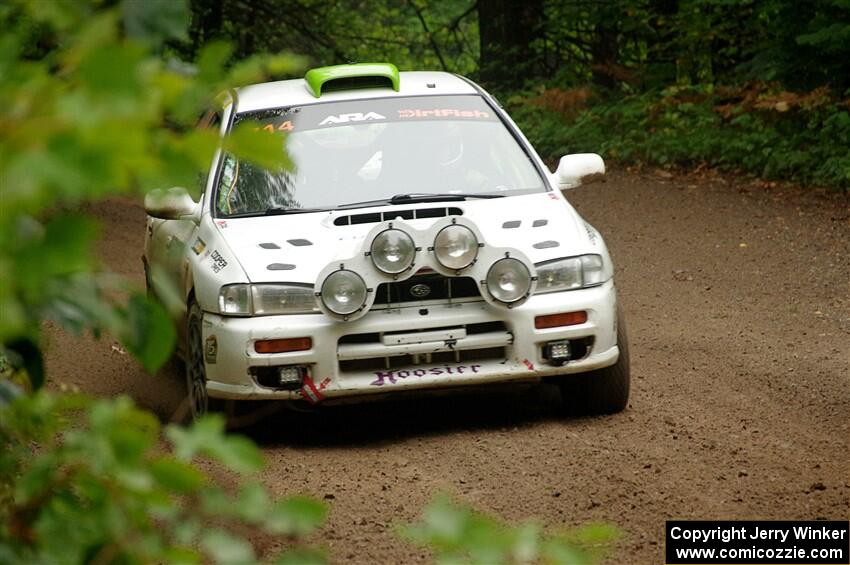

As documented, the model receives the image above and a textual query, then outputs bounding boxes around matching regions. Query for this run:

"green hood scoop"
[305,63,400,98]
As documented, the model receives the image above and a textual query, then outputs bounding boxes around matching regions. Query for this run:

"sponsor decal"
[319,112,386,125]
[397,108,490,119]
[210,250,228,273]
[254,120,293,133]
[204,336,217,364]
[216,220,228,229]
[191,237,206,255]
[370,364,482,387]
[300,376,331,404]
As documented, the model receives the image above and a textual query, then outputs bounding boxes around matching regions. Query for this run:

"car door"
[146,109,222,312]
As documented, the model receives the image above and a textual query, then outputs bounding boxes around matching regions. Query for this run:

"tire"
[185,299,222,420]
[559,305,630,416]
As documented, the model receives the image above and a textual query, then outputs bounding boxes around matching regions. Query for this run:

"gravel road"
[45,171,850,563]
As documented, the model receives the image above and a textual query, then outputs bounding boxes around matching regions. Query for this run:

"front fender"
[189,214,250,313]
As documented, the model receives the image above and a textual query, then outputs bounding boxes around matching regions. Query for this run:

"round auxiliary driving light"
[370,229,416,274]
[434,224,478,270]
[486,258,531,303]
[320,270,368,315]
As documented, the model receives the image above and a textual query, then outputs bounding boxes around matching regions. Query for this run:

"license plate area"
[381,327,467,346]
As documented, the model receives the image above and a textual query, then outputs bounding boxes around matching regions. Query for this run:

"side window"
[197,109,221,130]
[195,109,222,197]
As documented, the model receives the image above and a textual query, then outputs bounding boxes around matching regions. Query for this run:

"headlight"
[320,270,368,315]
[370,228,416,274]
[535,255,606,294]
[252,284,317,315]
[434,224,478,270]
[219,284,318,315]
[219,284,251,315]
[486,258,531,303]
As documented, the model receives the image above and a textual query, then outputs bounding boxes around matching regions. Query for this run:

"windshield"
[215,95,545,217]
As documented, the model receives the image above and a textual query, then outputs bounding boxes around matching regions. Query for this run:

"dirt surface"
[45,171,850,563]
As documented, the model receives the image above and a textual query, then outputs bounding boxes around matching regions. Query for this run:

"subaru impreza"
[143,63,630,419]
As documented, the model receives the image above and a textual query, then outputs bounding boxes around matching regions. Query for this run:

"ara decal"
[319,112,386,125]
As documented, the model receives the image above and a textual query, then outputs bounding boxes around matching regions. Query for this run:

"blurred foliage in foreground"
[0,391,326,564]
[0,389,617,564]
[405,495,618,565]
[0,0,299,385]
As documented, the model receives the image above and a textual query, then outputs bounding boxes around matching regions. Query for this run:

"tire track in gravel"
[44,171,850,563]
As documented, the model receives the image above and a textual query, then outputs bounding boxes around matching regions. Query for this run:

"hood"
[214,192,593,284]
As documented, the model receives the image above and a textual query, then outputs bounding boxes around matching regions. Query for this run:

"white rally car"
[144,63,629,419]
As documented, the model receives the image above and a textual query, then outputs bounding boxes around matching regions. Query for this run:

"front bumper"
[203,280,620,401]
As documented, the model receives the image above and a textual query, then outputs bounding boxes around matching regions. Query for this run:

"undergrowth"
[508,84,850,191]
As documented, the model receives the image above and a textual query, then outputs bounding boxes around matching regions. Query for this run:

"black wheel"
[185,300,220,420]
[559,305,630,416]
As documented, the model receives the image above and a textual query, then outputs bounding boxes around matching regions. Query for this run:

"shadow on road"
[225,382,575,448]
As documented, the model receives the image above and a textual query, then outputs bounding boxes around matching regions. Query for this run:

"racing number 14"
[257,121,294,133]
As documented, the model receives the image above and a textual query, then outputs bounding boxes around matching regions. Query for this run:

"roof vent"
[305,63,400,98]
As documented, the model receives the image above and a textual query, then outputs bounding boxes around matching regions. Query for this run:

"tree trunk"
[590,22,619,90]
[478,0,544,87]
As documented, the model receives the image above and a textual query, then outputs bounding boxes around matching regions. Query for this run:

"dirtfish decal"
[320,112,386,125]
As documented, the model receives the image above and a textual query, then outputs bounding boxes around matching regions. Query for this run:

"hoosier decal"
[370,364,481,387]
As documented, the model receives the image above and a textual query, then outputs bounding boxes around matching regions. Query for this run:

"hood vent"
[333,206,463,226]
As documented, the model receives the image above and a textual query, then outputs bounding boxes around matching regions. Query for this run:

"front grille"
[373,274,481,306]
[337,322,510,373]
[338,322,506,346]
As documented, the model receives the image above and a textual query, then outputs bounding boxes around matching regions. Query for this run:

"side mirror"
[553,153,605,190]
[144,187,200,222]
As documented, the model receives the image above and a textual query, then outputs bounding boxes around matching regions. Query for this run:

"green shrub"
[0,391,326,563]
[404,495,618,565]
[509,86,850,191]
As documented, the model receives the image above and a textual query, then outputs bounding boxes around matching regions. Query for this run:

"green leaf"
[266,497,328,536]
[201,529,256,564]
[150,457,206,493]
[0,378,23,405]
[162,545,202,564]
[2,338,44,390]
[77,41,146,98]
[118,293,177,373]
[14,215,100,301]
[208,434,264,475]
[166,415,225,459]
[197,41,233,83]
[234,482,270,522]
[166,415,263,474]
[122,0,190,46]
[275,548,327,565]
[224,123,293,171]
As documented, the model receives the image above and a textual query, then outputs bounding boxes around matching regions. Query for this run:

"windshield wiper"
[264,206,331,216]
[337,192,504,210]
